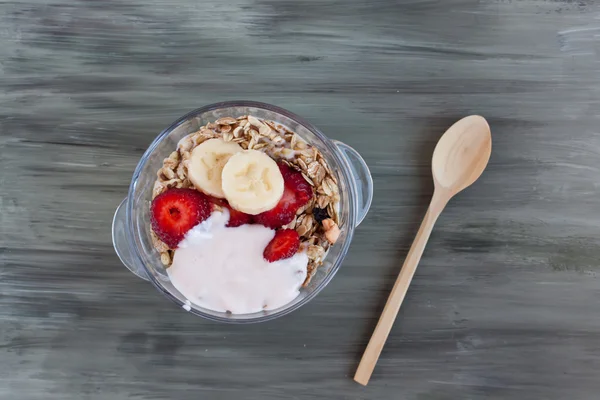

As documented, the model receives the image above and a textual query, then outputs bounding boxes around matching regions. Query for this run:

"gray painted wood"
[2,0,600,399]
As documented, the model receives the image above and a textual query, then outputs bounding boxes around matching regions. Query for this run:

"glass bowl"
[112,101,373,323]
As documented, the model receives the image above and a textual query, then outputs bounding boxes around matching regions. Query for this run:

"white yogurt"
[167,211,308,314]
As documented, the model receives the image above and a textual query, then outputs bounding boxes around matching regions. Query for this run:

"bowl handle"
[112,197,149,281]
[332,140,373,226]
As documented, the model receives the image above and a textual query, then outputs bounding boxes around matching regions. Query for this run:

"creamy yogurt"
[167,211,308,314]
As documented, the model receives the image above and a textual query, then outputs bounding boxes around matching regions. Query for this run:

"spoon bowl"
[432,115,491,196]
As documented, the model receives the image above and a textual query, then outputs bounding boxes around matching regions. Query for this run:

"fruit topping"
[254,163,314,228]
[253,185,297,228]
[207,196,253,228]
[151,188,212,248]
[188,138,242,198]
[221,150,285,215]
[277,163,312,207]
[263,229,301,262]
[227,208,254,227]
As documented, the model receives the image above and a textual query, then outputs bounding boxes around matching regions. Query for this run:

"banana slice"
[188,138,243,198]
[221,150,284,215]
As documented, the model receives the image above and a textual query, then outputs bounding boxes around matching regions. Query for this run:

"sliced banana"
[221,150,284,215]
[188,138,243,198]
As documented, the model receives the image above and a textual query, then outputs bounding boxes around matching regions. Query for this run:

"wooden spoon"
[354,115,492,386]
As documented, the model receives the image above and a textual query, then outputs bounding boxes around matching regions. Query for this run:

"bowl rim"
[127,100,358,323]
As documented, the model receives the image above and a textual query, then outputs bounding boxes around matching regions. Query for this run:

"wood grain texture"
[2,0,600,399]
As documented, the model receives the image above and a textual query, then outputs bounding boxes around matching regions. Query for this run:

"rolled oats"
[163,153,179,170]
[223,132,234,142]
[248,128,259,139]
[307,244,325,263]
[275,136,287,145]
[296,157,308,171]
[259,124,272,137]
[307,162,326,185]
[327,202,338,222]
[158,167,176,181]
[233,126,243,138]
[178,136,194,152]
[219,124,232,134]
[199,128,216,137]
[282,216,297,230]
[176,163,187,180]
[247,115,262,128]
[216,117,237,125]
[301,172,314,186]
[316,194,330,209]
[295,140,307,150]
[152,231,169,253]
[295,214,314,238]
[247,136,257,150]
[153,181,166,199]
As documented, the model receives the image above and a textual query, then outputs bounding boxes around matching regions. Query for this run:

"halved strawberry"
[207,196,253,228]
[278,162,295,179]
[286,172,313,207]
[254,163,313,228]
[263,229,300,262]
[151,188,211,248]
[227,207,253,227]
[254,185,297,228]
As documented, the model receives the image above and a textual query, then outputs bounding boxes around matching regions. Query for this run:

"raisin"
[312,207,330,224]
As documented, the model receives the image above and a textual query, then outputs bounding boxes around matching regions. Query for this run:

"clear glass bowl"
[112,101,373,323]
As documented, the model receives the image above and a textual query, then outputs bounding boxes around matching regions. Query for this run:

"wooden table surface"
[2,1,600,399]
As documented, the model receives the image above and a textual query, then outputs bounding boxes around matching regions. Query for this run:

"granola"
[152,115,341,285]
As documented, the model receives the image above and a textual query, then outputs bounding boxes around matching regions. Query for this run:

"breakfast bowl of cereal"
[112,101,372,323]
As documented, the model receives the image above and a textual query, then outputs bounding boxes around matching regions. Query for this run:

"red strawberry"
[263,229,300,262]
[278,163,313,208]
[287,172,313,207]
[278,162,295,179]
[254,185,297,228]
[208,196,227,208]
[206,196,253,228]
[254,163,313,228]
[226,207,253,227]
[151,188,212,248]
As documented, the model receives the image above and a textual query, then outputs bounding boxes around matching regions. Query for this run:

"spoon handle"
[354,192,447,386]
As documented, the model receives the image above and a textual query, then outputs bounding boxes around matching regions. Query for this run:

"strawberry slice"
[151,188,211,248]
[286,172,313,207]
[226,207,253,227]
[254,163,313,228]
[207,196,253,228]
[263,229,300,262]
[254,185,297,228]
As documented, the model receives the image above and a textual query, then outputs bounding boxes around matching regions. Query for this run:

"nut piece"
[322,218,340,244]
